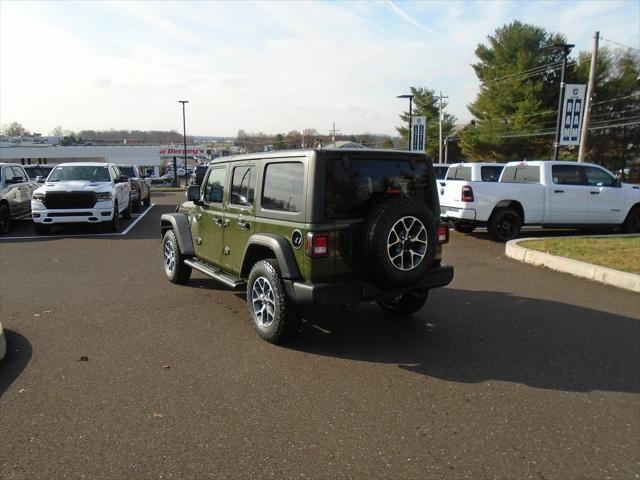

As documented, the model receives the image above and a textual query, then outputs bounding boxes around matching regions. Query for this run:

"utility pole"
[436,91,448,163]
[330,122,340,148]
[444,136,450,164]
[552,43,575,160]
[578,32,599,162]
[178,100,189,187]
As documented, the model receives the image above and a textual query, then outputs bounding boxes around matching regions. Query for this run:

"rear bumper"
[285,264,454,306]
[441,205,476,221]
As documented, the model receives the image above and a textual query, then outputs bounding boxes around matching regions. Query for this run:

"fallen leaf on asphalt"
[78,356,89,361]
[161,365,170,369]
[153,413,164,418]
[426,323,436,332]
[19,388,28,394]
[33,313,40,317]
[43,310,52,315]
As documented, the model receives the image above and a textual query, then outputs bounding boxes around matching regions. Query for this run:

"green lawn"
[520,237,640,274]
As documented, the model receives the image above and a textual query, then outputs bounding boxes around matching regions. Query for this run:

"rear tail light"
[461,185,474,202]
[437,223,450,244]
[305,232,330,258]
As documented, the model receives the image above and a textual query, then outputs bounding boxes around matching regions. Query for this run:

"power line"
[591,94,639,106]
[601,37,640,52]
[484,61,563,85]
[484,61,576,86]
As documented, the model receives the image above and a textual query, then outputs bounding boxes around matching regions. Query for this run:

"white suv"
[32,162,131,234]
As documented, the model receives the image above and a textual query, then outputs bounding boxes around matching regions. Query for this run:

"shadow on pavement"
[0,330,32,398]
[291,288,640,394]
[465,227,618,244]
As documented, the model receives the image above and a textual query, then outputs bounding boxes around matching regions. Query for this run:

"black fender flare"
[160,213,195,256]
[241,233,301,280]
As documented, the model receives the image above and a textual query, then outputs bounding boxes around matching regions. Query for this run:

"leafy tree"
[285,130,302,149]
[397,87,457,160]
[459,21,567,161]
[2,121,30,137]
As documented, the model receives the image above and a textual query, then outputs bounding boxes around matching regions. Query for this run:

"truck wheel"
[162,230,192,284]
[364,197,437,287]
[34,223,51,235]
[376,289,428,316]
[622,206,640,234]
[107,202,120,232]
[453,221,476,234]
[488,208,522,242]
[247,259,301,344]
[0,204,10,234]
[122,200,132,220]
[143,192,151,207]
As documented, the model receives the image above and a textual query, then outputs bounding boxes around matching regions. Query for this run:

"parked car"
[22,164,56,183]
[160,149,453,344]
[0,163,39,234]
[440,160,640,241]
[31,162,131,234]
[116,164,151,211]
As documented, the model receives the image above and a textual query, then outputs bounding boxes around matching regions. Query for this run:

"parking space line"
[0,204,155,241]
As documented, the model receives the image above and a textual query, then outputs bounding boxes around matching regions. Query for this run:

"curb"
[505,236,640,293]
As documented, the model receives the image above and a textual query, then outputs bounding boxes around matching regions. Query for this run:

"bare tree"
[2,122,30,137]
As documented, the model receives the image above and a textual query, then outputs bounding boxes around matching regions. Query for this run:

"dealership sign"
[560,84,586,146]
[159,146,206,157]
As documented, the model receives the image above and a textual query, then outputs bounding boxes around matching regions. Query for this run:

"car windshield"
[325,155,432,218]
[24,166,54,179]
[118,166,136,177]
[48,166,111,182]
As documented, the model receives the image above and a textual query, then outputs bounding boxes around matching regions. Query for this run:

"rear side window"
[446,166,472,181]
[501,165,540,184]
[481,166,503,182]
[230,166,255,206]
[325,156,431,218]
[262,162,304,212]
[552,165,585,185]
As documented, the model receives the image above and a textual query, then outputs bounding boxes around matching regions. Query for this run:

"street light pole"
[397,94,414,150]
[551,44,574,160]
[179,100,189,187]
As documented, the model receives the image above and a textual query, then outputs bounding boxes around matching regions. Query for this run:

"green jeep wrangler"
[160,149,453,344]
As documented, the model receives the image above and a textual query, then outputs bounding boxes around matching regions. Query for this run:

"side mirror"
[187,185,203,205]
[35,176,45,183]
[117,175,129,183]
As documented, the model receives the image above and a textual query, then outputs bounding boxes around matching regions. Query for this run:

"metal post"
[408,97,413,150]
[553,44,574,160]
[172,156,178,187]
[439,92,443,163]
[444,136,449,164]
[578,32,599,162]
[179,100,189,187]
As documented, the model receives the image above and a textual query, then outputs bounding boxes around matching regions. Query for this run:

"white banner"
[410,116,426,152]
[560,84,587,146]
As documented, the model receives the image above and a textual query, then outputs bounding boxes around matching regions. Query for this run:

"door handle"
[554,190,564,193]
[195,213,202,221]
[214,217,223,226]
[590,191,600,195]
[237,220,251,230]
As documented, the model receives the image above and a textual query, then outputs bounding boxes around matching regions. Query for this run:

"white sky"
[1,0,638,137]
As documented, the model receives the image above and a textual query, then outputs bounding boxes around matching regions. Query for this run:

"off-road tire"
[376,289,429,316]
[622,205,640,234]
[488,208,522,242]
[364,196,437,287]
[162,229,192,284]
[0,204,10,234]
[143,192,151,207]
[453,221,476,234]
[122,201,132,220]
[34,223,51,235]
[247,259,301,344]
[107,202,120,232]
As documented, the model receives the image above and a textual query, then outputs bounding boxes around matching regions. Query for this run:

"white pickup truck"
[31,162,131,234]
[440,161,640,241]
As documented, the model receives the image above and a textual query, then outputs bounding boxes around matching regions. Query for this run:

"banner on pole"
[410,116,426,152]
[560,84,586,146]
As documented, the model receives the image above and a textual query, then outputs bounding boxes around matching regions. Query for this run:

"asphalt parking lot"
[1,191,638,479]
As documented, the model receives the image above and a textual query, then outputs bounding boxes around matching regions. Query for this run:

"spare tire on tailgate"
[364,196,437,287]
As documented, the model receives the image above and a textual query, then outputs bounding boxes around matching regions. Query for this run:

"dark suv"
[161,149,453,344]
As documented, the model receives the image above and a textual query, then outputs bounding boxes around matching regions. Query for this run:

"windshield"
[24,166,54,179]
[325,156,432,218]
[118,166,136,177]
[48,165,111,182]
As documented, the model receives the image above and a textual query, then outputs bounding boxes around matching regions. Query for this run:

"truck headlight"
[96,192,112,201]
[33,192,45,202]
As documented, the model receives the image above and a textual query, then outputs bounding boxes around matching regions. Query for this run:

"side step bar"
[184,259,246,289]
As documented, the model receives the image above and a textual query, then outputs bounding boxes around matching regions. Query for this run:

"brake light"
[437,223,450,244]
[305,232,330,258]
[461,185,474,202]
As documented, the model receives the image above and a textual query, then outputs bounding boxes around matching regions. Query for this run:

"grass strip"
[519,237,640,274]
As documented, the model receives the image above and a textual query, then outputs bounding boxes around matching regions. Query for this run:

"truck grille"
[43,192,97,209]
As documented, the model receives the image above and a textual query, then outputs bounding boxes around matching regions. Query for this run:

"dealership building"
[0,143,207,176]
